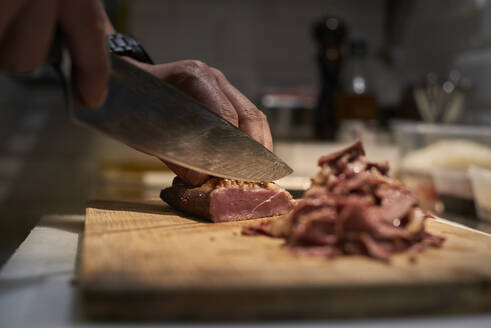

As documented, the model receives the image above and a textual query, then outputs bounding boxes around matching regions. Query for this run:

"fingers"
[163,161,209,186]
[0,0,57,73]
[133,59,274,185]
[151,60,239,127]
[59,0,110,108]
[147,60,241,186]
[211,68,274,151]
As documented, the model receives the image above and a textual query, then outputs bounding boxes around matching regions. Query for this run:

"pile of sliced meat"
[161,177,295,222]
[243,140,444,261]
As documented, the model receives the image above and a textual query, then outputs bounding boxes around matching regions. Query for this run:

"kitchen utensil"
[59,54,292,182]
[413,71,469,124]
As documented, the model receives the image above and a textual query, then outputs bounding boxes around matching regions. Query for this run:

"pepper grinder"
[312,15,347,140]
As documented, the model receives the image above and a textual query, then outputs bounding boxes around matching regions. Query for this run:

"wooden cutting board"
[80,199,491,321]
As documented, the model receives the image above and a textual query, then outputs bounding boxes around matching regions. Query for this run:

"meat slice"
[161,177,295,222]
[243,140,444,262]
[317,140,365,168]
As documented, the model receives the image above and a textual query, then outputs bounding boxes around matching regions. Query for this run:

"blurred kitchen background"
[1,0,491,266]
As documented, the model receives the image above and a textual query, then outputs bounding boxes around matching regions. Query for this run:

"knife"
[57,53,292,182]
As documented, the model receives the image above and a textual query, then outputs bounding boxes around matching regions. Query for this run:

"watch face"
[106,34,154,64]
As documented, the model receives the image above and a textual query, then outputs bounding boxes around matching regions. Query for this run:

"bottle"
[336,40,378,123]
[312,15,347,140]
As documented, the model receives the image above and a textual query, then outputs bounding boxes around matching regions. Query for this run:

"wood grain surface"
[80,199,491,321]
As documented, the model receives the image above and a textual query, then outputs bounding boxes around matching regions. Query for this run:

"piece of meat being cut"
[161,177,295,222]
[243,140,444,262]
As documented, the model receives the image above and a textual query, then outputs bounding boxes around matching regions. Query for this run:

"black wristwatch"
[106,33,154,65]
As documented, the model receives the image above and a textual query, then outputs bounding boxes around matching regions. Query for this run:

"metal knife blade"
[67,54,293,182]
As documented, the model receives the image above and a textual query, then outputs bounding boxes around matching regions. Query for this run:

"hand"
[128,58,273,186]
[0,0,109,108]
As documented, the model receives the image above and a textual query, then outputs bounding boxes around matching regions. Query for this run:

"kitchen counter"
[1,78,490,326]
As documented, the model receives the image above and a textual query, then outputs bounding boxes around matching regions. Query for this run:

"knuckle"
[245,106,266,122]
[218,105,239,125]
[258,110,268,121]
[210,67,225,79]
[168,60,210,86]
[225,112,239,126]
[182,59,209,77]
[186,59,208,70]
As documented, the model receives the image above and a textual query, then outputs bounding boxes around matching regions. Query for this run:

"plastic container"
[468,166,491,222]
[391,121,491,213]
[431,169,475,215]
[431,169,473,199]
[391,121,491,158]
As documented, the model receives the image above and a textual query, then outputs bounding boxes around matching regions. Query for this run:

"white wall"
[127,0,491,123]
[128,0,384,100]
[394,0,491,122]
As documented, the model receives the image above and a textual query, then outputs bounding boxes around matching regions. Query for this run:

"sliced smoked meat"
[243,140,444,262]
[161,177,295,222]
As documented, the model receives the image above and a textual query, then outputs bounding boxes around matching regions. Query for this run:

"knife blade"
[65,54,293,182]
